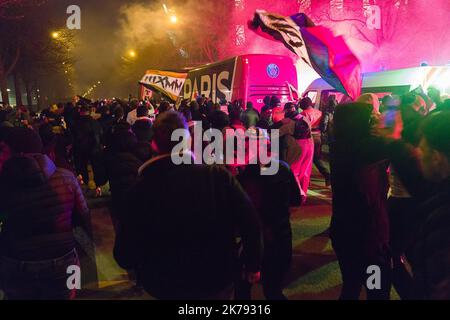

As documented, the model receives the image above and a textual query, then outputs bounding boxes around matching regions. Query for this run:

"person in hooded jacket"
[0,127,91,300]
[105,129,150,231]
[329,103,392,300]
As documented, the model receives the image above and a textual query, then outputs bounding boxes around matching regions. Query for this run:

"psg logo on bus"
[267,64,280,78]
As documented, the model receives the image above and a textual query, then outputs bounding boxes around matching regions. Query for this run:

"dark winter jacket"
[409,178,450,299]
[105,151,143,213]
[238,162,301,245]
[98,114,114,145]
[114,156,263,299]
[329,104,391,255]
[271,118,303,166]
[330,135,390,254]
[386,140,450,299]
[132,118,153,143]
[72,115,103,154]
[0,154,90,260]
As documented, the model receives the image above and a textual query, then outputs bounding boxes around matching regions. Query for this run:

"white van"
[302,66,450,110]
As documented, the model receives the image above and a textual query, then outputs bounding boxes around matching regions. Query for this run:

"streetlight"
[51,31,60,39]
[170,15,178,24]
[128,50,137,58]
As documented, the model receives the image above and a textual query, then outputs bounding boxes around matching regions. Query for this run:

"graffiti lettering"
[144,75,184,93]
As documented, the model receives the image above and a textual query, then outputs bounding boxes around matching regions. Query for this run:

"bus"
[181,54,298,111]
[302,66,450,110]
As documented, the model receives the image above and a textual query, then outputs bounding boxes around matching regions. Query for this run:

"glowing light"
[170,15,178,24]
[128,50,137,58]
[51,32,60,39]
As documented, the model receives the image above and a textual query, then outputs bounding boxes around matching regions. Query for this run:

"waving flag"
[140,70,187,102]
[249,10,362,100]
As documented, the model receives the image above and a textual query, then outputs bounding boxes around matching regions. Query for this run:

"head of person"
[325,95,338,113]
[229,105,242,122]
[263,96,271,107]
[2,127,43,158]
[109,129,138,154]
[333,103,374,143]
[50,104,58,114]
[381,94,393,106]
[189,100,199,112]
[209,110,230,131]
[158,101,172,114]
[299,97,313,111]
[132,120,153,143]
[136,105,149,118]
[246,101,254,110]
[129,99,139,111]
[357,93,381,115]
[260,108,272,122]
[152,110,188,155]
[219,98,227,106]
[71,96,80,106]
[419,112,450,183]
[113,105,125,120]
[98,105,111,117]
[39,123,56,147]
[284,102,296,113]
[179,99,189,110]
[270,96,281,108]
[272,106,285,123]
[212,103,221,112]
[181,108,193,123]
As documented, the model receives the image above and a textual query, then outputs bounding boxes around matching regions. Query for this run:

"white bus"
[302,66,450,110]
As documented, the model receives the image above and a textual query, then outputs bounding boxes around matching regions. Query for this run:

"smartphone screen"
[383,107,398,128]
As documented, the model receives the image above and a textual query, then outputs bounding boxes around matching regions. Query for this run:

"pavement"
[76,169,346,300]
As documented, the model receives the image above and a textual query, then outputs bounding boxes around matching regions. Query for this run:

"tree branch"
[6,45,20,75]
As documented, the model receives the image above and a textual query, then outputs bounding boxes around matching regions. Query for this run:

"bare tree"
[0,0,74,106]
[0,0,43,105]
[315,0,409,49]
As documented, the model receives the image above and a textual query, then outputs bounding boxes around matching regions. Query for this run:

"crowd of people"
[0,86,449,300]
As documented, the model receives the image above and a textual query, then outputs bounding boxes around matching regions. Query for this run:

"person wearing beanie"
[0,127,91,300]
[270,96,282,109]
[132,107,154,143]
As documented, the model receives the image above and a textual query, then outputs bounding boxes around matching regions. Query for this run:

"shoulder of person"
[52,168,80,187]
[54,167,77,179]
